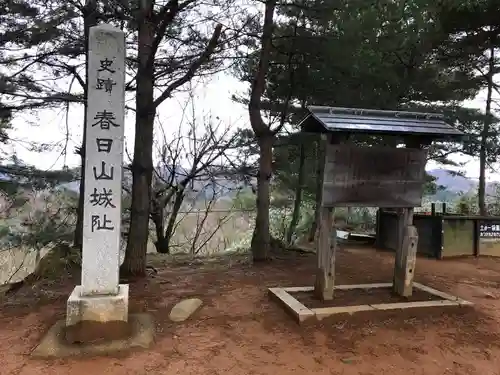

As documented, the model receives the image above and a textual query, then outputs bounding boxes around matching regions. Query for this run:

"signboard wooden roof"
[299,106,465,141]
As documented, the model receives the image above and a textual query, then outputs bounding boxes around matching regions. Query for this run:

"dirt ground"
[2,247,500,375]
[290,284,442,309]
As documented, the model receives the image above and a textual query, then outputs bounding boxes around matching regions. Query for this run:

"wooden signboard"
[322,145,427,207]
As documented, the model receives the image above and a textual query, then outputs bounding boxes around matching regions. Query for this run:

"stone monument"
[65,23,129,343]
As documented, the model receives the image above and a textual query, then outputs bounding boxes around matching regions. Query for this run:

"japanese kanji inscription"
[81,24,126,296]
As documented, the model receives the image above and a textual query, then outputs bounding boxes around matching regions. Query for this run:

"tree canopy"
[2,0,500,267]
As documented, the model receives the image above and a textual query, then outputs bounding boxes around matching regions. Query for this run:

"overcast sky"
[7,70,500,181]
[7,72,248,169]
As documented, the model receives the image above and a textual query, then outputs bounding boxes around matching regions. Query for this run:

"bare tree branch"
[153,23,224,108]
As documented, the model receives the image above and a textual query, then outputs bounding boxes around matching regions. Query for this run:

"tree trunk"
[154,236,169,254]
[246,0,276,261]
[150,203,167,253]
[120,4,155,278]
[160,189,185,254]
[479,42,495,216]
[74,0,97,250]
[286,142,305,244]
[251,134,273,261]
[308,138,324,242]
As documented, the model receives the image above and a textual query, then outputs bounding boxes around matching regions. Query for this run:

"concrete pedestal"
[65,284,129,344]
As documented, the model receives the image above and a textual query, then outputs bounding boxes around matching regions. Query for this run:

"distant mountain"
[58,164,254,201]
[426,169,499,202]
[61,167,490,202]
[427,169,477,193]
[58,180,79,193]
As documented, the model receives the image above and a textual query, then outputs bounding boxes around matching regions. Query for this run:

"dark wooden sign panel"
[322,145,427,207]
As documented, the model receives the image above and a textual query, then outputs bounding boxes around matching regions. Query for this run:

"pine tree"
[436,0,500,214]
[235,0,487,245]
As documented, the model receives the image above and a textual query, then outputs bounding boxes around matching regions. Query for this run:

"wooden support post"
[314,206,335,301]
[393,208,419,297]
[392,136,427,297]
[313,133,341,302]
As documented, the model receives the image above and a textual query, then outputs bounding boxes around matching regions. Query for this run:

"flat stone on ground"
[31,313,154,358]
[169,298,203,322]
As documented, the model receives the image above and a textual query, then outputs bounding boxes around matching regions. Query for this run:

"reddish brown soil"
[291,286,441,309]
[2,246,500,375]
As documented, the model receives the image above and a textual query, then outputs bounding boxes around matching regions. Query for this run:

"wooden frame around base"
[268,282,473,323]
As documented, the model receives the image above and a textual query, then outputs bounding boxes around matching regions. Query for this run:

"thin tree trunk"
[160,189,185,254]
[247,0,276,262]
[286,142,306,244]
[121,3,155,278]
[190,199,214,254]
[74,0,97,250]
[479,42,495,216]
[308,138,324,242]
[251,134,273,261]
[150,202,167,253]
[153,223,168,254]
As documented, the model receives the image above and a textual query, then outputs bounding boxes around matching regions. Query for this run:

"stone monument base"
[65,284,129,344]
[32,313,154,358]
